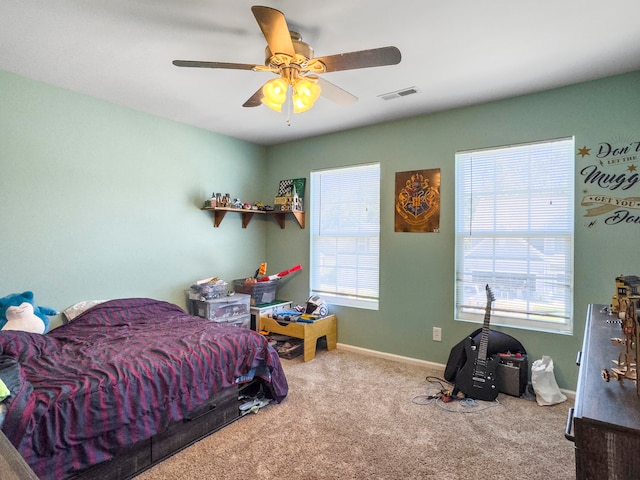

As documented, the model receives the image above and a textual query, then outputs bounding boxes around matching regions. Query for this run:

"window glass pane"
[455,138,574,333]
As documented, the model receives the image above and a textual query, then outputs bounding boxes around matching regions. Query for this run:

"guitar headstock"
[485,284,495,303]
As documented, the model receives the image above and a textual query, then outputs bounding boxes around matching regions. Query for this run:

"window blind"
[455,137,575,333]
[310,163,380,310]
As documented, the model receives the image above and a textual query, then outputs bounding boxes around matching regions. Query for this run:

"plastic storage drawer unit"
[188,293,251,328]
[227,314,251,329]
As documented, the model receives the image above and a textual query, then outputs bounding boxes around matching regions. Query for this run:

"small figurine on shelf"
[601,294,640,385]
[203,192,217,209]
[291,183,303,211]
[612,274,640,313]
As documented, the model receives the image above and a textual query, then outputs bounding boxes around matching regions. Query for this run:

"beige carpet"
[136,349,575,480]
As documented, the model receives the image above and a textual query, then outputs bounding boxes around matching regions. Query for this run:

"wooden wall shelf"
[201,207,304,229]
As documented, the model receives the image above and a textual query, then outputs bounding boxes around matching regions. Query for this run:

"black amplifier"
[495,353,528,397]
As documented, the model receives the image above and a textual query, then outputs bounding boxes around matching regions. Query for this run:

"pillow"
[63,300,106,322]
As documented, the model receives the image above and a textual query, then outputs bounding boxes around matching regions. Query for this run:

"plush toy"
[4,302,47,334]
[0,291,57,333]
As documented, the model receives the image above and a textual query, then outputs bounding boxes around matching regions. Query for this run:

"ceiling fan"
[172,5,401,115]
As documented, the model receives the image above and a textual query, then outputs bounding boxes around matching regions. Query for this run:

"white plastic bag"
[531,355,567,406]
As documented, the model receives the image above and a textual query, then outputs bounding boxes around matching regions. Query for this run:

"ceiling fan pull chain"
[286,84,293,126]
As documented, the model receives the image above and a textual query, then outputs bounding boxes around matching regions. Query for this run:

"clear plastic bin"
[189,280,228,300]
[232,279,278,306]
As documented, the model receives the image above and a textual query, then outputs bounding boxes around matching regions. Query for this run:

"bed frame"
[67,380,261,480]
[0,429,39,480]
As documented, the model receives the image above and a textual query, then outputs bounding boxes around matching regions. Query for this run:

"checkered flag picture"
[277,179,293,196]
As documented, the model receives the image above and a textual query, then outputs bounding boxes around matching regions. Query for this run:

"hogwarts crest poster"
[394,169,441,233]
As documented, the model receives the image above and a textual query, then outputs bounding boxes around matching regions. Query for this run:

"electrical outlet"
[433,327,442,342]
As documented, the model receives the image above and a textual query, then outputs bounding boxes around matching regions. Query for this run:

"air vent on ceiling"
[378,87,419,101]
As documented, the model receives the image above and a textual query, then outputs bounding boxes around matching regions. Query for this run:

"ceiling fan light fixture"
[173,7,402,117]
[261,77,289,112]
[292,77,321,113]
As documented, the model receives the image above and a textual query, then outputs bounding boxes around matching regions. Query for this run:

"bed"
[0,297,288,479]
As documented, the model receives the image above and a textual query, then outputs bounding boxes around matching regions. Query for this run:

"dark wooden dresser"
[567,304,640,479]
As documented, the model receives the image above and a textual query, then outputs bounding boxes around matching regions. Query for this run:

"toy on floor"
[0,291,57,333]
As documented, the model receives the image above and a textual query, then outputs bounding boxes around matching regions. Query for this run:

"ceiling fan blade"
[315,46,401,73]
[243,86,264,108]
[315,77,358,106]
[172,60,257,70]
[251,6,296,57]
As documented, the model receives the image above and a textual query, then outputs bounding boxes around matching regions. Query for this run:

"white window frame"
[310,163,380,310]
[454,137,575,334]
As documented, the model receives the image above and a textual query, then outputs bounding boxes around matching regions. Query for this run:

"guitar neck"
[478,301,492,361]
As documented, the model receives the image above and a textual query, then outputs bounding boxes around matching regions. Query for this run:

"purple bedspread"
[0,298,288,479]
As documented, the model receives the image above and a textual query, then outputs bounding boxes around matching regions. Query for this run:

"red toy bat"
[256,264,302,282]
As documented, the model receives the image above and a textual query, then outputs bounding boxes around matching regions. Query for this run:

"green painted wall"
[2,69,639,390]
[0,70,268,328]
[266,71,640,390]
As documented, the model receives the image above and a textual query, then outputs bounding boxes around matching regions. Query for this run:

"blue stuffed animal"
[0,291,57,333]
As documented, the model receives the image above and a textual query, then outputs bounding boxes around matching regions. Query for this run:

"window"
[455,138,575,334]
[310,163,380,310]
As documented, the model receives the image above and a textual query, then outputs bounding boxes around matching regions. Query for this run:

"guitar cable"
[411,376,455,404]
[434,396,503,414]
[412,375,503,412]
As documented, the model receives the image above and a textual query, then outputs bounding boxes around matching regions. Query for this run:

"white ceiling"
[2,1,640,146]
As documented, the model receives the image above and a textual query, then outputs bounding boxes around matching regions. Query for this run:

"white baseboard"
[336,342,446,370]
[336,342,577,400]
